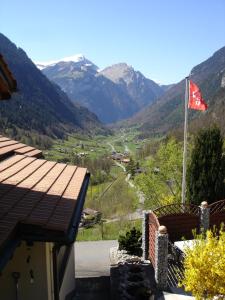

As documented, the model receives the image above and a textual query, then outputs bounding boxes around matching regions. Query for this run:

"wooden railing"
[153,203,199,218]
[209,199,225,215]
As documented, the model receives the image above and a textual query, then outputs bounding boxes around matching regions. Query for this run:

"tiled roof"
[0,135,43,160]
[0,154,89,265]
[0,54,17,100]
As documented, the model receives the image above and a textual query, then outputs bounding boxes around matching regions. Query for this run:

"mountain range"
[1,32,224,144]
[0,33,107,146]
[124,45,225,137]
[40,58,164,123]
[40,46,225,137]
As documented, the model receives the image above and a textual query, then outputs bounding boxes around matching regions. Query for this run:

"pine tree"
[118,227,142,256]
[187,126,225,205]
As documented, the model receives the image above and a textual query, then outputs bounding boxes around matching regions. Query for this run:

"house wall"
[0,241,54,300]
[59,244,75,300]
[46,242,55,300]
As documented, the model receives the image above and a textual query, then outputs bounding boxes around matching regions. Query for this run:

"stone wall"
[110,247,155,300]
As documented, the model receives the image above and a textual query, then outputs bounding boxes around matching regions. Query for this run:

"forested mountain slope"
[126,46,225,137]
[0,33,107,147]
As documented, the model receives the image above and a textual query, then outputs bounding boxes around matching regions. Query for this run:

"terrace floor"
[75,240,118,277]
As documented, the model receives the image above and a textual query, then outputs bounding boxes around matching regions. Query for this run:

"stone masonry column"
[155,225,168,290]
[200,201,210,233]
[142,210,150,260]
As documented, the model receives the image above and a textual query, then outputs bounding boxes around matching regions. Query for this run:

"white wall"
[59,244,75,300]
[0,241,54,300]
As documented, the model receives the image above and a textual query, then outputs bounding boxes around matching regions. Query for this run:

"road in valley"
[107,142,116,152]
[105,138,145,222]
[107,161,145,222]
[114,161,126,172]
[124,144,130,153]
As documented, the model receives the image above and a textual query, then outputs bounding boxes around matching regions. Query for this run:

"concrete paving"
[74,240,194,299]
[74,240,118,278]
[159,287,194,299]
[161,292,194,299]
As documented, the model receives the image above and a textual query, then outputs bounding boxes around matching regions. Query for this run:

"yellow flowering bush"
[180,228,225,299]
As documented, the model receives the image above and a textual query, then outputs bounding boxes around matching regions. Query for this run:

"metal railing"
[167,241,185,287]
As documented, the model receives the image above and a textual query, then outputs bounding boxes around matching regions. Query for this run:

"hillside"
[126,46,225,137]
[0,33,107,146]
[41,59,164,123]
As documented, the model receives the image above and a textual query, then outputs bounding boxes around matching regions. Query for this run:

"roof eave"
[66,172,90,243]
[0,172,90,272]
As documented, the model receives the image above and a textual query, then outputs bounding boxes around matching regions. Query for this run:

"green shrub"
[118,227,142,256]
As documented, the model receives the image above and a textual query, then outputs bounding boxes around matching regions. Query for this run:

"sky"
[1,0,225,84]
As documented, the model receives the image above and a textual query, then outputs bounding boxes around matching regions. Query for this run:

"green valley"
[42,127,190,241]
[43,129,150,240]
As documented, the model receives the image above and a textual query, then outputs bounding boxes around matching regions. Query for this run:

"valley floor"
[44,128,148,241]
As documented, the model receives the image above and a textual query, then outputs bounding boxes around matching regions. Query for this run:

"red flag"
[188,80,207,111]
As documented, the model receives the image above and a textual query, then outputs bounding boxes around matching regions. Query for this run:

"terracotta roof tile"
[62,167,86,200]
[46,165,76,196]
[0,136,43,159]
[0,155,25,172]
[32,163,66,192]
[0,157,36,183]
[0,137,10,142]
[25,165,76,227]
[4,159,46,186]
[25,149,43,158]
[0,143,26,156]
[0,140,18,148]
[15,146,35,154]
[19,160,56,189]
[0,154,89,254]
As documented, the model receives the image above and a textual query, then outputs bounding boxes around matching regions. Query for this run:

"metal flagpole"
[181,77,189,205]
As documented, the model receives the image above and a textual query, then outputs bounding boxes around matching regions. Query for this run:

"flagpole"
[181,77,189,205]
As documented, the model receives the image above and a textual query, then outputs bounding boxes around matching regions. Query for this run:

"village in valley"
[0,1,225,300]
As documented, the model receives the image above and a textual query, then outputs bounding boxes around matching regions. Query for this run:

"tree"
[135,138,183,208]
[126,158,136,179]
[180,228,225,299]
[187,126,225,205]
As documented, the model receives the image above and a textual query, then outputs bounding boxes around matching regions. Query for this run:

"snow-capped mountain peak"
[35,54,95,70]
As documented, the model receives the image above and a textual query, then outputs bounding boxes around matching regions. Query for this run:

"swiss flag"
[188,80,208,111]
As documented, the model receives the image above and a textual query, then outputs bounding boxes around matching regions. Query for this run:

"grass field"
[43,129,148,240]
[44,134,109,162]
[43,128,144,162]
[85,174,139,219]
[77,219,142,241]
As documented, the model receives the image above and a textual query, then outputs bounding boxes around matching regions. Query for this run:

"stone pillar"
[200,201,210,233]
[155,225,168,290]
[142,210,150,260]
